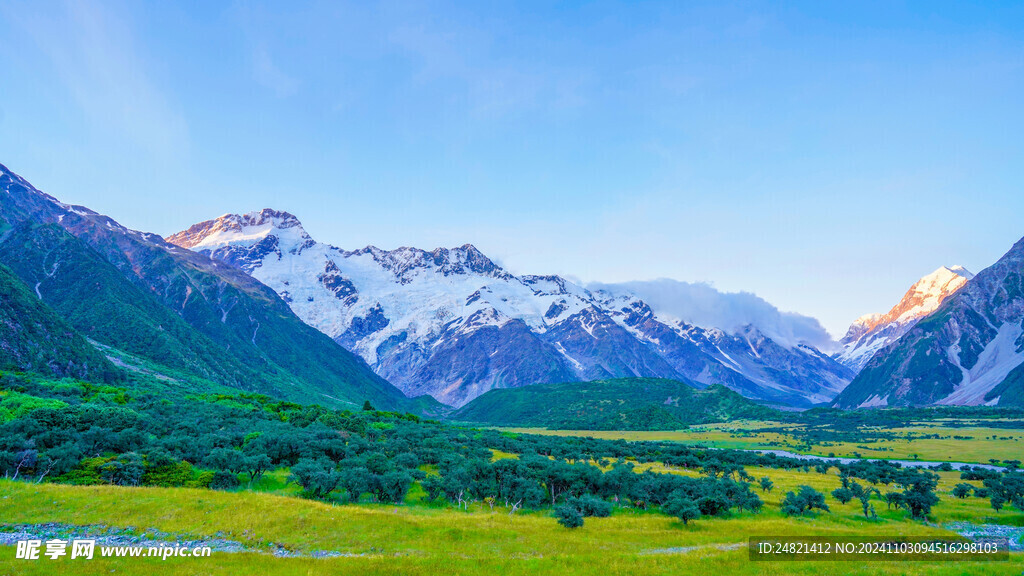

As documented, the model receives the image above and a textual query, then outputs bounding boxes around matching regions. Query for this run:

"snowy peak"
[166,209,310,251]
[834,235,1024,408]
[353,243,508,281]
[857,265,973,334]
[835,265,973,373]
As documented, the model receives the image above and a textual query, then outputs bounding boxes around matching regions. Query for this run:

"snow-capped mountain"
[835,266,974,373]
[169,210,853,407]
[833,239,1024,408]
[0,163,414,411]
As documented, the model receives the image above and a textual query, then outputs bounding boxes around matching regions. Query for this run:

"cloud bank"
[591,279,837,352]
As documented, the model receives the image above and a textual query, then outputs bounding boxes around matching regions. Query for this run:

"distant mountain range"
[0,163,427,413]
[2,161,1022,413]
[169,210,853,407]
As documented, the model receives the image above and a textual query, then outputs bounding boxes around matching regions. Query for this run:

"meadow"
[500,420,1024,464]
[1,458,1021,575]
[2,375,1022,575]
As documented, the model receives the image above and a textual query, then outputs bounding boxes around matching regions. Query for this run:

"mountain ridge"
[169,209,853,407]
[0,163,424,412]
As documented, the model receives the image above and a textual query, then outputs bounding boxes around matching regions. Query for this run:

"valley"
[1,162,1023,576]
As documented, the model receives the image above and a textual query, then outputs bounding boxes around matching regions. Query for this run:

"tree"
[362,401,375,411]
[98,453,144,486]
[289,459,342,499]
[339,467,371,503]
[850,481,879,519]
[567,495,612,518]
[374,471,413,504]
[781,486,829,516]
[554,504,584,529]
[895,471,939,520]
[759,476,774,493]
[663,493,702,525]
[883,491,903,510]
[205,448,245,474]
[832,487,854,504]
[242,454,272,486]
[952,483,973,499]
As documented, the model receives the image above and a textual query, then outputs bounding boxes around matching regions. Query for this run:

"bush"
[663,492,701,525]
[210,470,241,490]
[568,495,612,518]
[952,483,973,499]
[554,505,584,529]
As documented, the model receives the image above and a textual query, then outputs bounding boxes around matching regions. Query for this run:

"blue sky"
[1,0,1022,337]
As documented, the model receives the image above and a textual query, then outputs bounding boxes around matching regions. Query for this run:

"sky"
[1,0,1022,338]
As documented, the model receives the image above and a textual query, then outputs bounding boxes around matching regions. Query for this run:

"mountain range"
[2,161,1022,414]
[0,163,426,412]
[168,210,853,407]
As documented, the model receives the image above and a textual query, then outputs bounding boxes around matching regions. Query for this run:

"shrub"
[568,495,612,518]
[210,470,240,490]
[662,492,701,525]
[554,505,584,529]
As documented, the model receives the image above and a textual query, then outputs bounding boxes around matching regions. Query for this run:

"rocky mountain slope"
[833,237,1024,408]
[835,266,973,373]
[0,163,421,411]
[170,210,853,407]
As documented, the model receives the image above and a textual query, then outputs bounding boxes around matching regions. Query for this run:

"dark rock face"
[542,307,680,382]
[400,319,577,407]
[337,303,389,349]
[319,261,359,305]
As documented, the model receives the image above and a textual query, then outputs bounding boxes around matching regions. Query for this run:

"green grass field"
[499,420,1024,464]
[0,460,1021,575]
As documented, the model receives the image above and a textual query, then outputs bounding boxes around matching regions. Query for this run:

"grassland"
[0,460,1021,575]
[500,420,1024,464]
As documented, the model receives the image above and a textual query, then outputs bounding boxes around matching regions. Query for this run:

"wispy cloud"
[251,45,299,98]
[591,278,838,351]
[4,0,189,159]
[385,13,589,119]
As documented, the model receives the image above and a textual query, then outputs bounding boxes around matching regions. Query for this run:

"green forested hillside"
[453,377,781,429]
[0,263,122,382]
[0,223,267,388]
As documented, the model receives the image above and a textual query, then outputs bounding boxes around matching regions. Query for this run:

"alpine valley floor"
[498,419,1024,465]
[0,460,1022,575]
